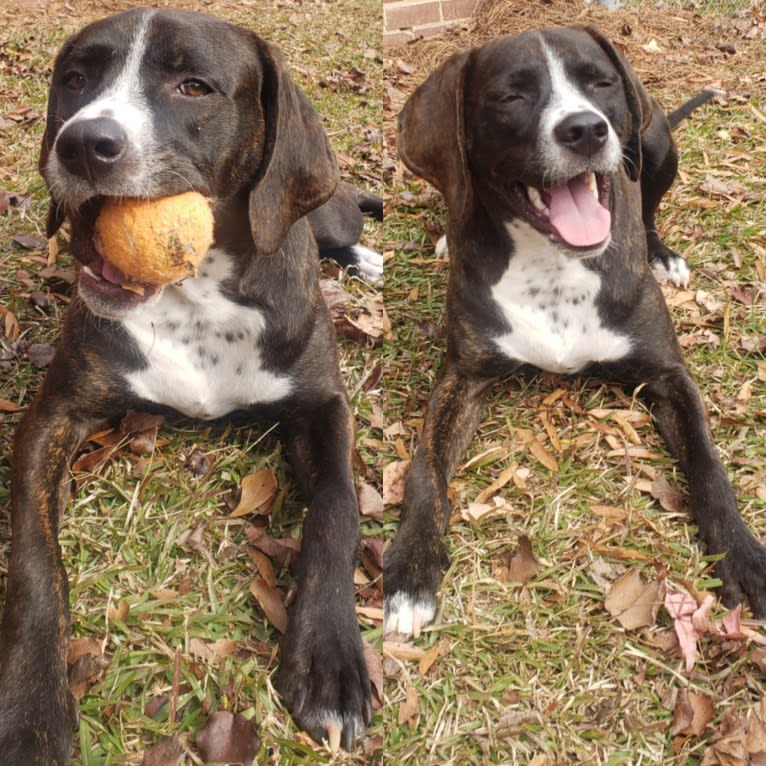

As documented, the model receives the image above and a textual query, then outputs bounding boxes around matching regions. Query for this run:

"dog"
[0,8,379,762]
[384,25,766,638]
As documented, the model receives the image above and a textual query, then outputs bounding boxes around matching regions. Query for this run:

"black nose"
[555,111,609,157]
[55,118,128,181]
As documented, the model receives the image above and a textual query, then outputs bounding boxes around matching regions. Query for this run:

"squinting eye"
[594,80,616,89]
[500,93,523,104]
[63,71,85,91]
[178,78,213,97]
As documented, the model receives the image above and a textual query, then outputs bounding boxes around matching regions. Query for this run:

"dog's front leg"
[384,363,493,638]
[275,393,371,751]
[636,362,766,616]
[0,388,102,765]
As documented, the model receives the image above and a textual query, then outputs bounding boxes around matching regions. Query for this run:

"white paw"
[384,592,436,638]
[349,245,383,285]
[653,255,690,288]
[435,235,449,259]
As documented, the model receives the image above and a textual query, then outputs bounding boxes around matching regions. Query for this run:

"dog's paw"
[714,532,766,618]
[320,244,383,285]
[276,604,371,750]
[384,591,436,638]
[651,253,690,288]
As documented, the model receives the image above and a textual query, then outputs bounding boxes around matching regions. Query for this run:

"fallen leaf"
[665,591,700,672]
[397,684,419,727]
[605,568,663,630]
[358,480,384,520]
[0,398,21,412]
[0,307,20,340]
[108,599,130,622]
[672,688,715,738]
[230,468,279,517]
[141,734,184,766]
[383,460,410,505]
[68,638,109,700]
[249,577,288,633]
[506,535,542,585]
[363,640,384,709]
[196,711,259,766]
[651,474,685,514]
[26,342,56,368]
[418,638,449,676]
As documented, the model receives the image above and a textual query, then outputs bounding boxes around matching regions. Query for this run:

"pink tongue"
[101,259,131,286]
[546,176,611,248]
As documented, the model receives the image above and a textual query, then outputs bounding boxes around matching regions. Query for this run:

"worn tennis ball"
[94,192,214,286]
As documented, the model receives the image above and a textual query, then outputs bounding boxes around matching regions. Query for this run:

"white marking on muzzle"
[537,38,622,183]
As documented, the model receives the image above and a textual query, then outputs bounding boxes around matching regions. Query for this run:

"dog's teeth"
[82,265,98,280]
[527,186,548,213]
[586,172,598,198]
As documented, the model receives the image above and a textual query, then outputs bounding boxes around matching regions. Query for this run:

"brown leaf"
[121,411,165,434]
[506,535,542,585]
[108,599,130,622]
[527,437,558,472]
[383,460,410,505]
[246,547,277,587]
[362,640,383,709]
[141,734,184,766]
[357,480,384,520]
[361,537,383,580]
[68,638,109,701]
[26,342,56,368]
[651,474,686,513]
[418,638,450,676]
[249,578,288,633]
[230,468,278,518]
[246,526,300,568]
[605,568,663,630]
[196,711,260,766]
[186,449,213,478]
[672,688,715,738]
[13,232,46,250]
[0,307,20,341]
[397,684,419,727]
[0,397,21,412]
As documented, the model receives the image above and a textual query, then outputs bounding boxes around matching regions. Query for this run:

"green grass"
[0,1,382,764]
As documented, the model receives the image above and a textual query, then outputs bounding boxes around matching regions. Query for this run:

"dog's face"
[398,26,648,253]
[41,8,338,318]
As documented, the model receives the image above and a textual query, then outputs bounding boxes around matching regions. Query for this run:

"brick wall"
[384,0,478,46]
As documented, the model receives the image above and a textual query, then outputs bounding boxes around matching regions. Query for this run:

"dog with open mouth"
[384,25,766,638]
[0,8,379,762]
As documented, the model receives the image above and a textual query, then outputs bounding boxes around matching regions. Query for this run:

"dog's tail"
[667,89,721,130]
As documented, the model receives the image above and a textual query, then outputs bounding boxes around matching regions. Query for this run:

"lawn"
[382,1,766,764]
[0,1,383,764]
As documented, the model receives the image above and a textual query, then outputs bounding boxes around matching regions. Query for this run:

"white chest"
[491,222,631,374]
[122,249,292,420]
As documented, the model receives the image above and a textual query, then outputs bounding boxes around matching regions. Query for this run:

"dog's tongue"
[546,175,611,248]
[101,258,130,286]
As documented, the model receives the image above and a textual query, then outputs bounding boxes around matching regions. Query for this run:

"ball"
[94,191,214,287]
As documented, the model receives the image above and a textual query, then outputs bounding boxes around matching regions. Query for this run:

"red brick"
[385,1,441,30]
[441,0,478,21]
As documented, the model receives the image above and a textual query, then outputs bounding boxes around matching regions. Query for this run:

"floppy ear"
[582,26,652,182]
[249,40,339,255]
[398,48,473,218]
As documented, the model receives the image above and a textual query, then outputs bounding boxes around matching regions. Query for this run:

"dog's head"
[398,25,651,254]
[40,8,338,314]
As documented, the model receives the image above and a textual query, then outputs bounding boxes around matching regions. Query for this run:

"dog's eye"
[178,78,213,97]
[594,80,616,90]
[63,71,86,92]
[499,93,524,104]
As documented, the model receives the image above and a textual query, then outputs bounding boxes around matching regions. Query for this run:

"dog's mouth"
[511,172,612,251]
[70,203,160,313]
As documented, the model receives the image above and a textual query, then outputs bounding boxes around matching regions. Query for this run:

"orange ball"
[94,192,214,286]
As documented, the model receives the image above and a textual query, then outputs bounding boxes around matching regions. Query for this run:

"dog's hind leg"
[384,364,493,638]
[275,392,371,751]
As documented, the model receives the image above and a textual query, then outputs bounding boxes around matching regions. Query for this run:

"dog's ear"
[249,40,339,255]
[398,48,473,219]
[582,26,652,182]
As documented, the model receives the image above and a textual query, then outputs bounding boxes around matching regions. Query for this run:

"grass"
[0,1,382,764]
[382,1,766,764]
